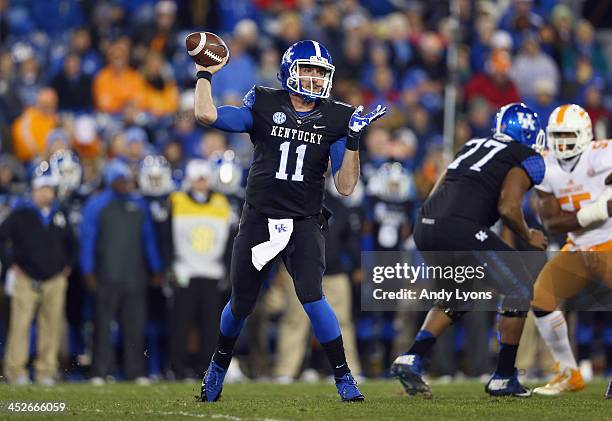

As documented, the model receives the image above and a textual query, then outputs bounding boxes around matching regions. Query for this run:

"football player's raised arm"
[534,189,581,235]
[193,59,227,126]
[498,167,547,250]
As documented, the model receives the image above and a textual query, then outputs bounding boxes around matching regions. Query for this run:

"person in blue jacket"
[80,159,162,384]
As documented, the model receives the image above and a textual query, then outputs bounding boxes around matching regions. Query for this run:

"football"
[185,31,229,67]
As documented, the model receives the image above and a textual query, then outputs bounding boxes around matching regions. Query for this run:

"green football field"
[0,379,610,420]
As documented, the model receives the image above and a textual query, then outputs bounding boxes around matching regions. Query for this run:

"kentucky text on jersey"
[270,125,323,145]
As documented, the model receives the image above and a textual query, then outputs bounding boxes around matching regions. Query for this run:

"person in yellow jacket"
[11,88,58,163]
[168,159,233,379]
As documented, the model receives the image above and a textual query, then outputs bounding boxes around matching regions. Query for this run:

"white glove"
[576,187,612,227]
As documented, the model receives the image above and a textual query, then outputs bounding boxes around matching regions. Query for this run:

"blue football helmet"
[278,40,335,102]
[49,149,82,192]
[492,103,545,152]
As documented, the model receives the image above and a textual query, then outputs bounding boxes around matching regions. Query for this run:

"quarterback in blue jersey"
[391,103,548,398]
[193,40,386,402]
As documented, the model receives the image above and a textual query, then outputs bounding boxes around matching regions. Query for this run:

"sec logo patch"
[273,112,286,124]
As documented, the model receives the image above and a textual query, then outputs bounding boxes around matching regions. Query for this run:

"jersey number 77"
[448,138,508,172]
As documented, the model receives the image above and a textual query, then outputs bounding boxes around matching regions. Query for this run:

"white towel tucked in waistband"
[251,218,293,271]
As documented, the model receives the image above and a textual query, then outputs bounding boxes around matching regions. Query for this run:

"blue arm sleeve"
[521,155,546,186]
[330,137,347,175]
[140,200,162,273]
[79,193,108,275]
[211,106,254,133]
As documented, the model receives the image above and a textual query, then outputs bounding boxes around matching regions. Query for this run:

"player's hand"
[348,104,387,134]
[195,55,229,75]
[527,228,548,250]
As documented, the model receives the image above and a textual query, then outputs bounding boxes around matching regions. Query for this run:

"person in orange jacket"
[11,88,58,163]
[93,38,146,114]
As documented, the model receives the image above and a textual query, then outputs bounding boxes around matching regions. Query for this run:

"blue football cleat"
[485,370,532,397]
[200,360,227,402]
[335,373,365,402]
[391,354,432,397]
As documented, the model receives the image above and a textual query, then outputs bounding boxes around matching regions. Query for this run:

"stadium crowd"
[0,0,611,384]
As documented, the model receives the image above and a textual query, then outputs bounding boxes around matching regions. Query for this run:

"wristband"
[197,71,213,83]
[346,134,359,151]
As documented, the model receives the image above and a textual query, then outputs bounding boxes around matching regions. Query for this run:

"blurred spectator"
[0,162,77,385]
[529,78,560,125]
[384,13,413,73]
[464,50,520,109]
[13,46,43,108]
[364,66,399,108]
[470,17,513,73]
[336,37,365,83]
[467,97,494,139]
[80,159,162,384]
[122,127,148,173]
[499,0,544,46]
[389,128,418,170]
[93,38,146,114]
[138,155,174,379]
[562,19,608,80]
[162,139,185,183]
[200,131,228,159]
[256,48,281,88]
[0,155,26,201]
[213,36,257,104]
[510,33,560,100]
[551,4,574,47]
[274,11,304,53]
[0,51,22,126]
[414,33,446,84]
[68,28,103,77]
[234,19,261,63]
[11,88,58,163]
[173,91,203,158]
[400,68,442,115]
[581,79,610,139]
[362,127,391,179]
[51,53,94,112]
[71,115,103,160]
[133,0,179,62]
[168,159,233,379]
[414,141,446,201]
[140,51,179,119]
[45,129,71,159]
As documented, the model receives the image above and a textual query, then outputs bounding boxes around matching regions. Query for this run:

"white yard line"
[80,408,286,421]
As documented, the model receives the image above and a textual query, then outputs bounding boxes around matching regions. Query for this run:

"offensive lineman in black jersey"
[391,103,548,397]
[193,40,386,402]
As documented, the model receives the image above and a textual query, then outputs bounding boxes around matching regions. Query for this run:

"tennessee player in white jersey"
[531,104,612,396]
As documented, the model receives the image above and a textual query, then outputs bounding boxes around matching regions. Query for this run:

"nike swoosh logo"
[335,364,346,369]
[313,125,326,129]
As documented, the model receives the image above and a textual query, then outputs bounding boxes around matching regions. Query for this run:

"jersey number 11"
[275,141,307,182]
